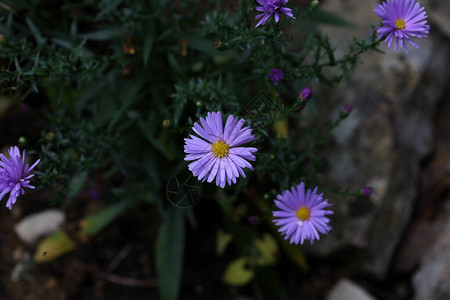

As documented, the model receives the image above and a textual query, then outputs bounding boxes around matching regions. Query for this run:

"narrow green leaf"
[78,200,130,236]
[67,171,88,200]
[143,21,156,66]
[80,28,123,41]
[156,207,185,300]
[25,17,45,45]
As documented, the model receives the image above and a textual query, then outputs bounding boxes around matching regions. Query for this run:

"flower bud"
[269,68,284,86]
[361,186,372,197]
[213,41,223,49]
[300,87,313,101]
[18,136,27,146]
[162,119,171,128]
[46,132,55,141]
[248,216,259,226]
[343,104,353,114]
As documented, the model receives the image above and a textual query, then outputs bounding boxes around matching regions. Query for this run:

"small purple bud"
[361,186,372,197]
[269,68,284,86]
[248,215,259,226]
[19,103,29,114]
[300,87,313,101]
[89,189,101,200]
[343,104,353,114]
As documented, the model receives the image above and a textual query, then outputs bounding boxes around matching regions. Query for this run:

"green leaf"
[143,21,156,66]
[222,257,254,286]
[156,207,185,300]
[67,171,88,200]
[25,17,45,45]
[80,28,123,41]
[78,200,130,236]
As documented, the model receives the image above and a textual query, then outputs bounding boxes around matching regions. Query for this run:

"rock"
[310,0,450,279]
[429,0,450,38]
[14,209,65,246]
[327,278,377,300]
[412,208,450,300]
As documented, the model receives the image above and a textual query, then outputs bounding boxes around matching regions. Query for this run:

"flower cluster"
[0,146,40,210]
[185,109,334,244]
[374,0,430,54]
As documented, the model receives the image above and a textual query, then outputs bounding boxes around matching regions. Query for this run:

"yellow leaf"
[273,120,289,139]
[33,230,76,263]
[255,233,279,266]
[216,229,233,256]
[222,258,254,286]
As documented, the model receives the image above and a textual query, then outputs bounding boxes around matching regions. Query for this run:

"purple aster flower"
[269,68,284,85]
[255,0,295,28]
[273,182,333,244]
[184,112,257,188]
[0,146,40,210]
[374,0,430,54]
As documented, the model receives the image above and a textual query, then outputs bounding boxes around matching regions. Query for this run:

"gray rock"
[327,278,377,300]
[429,0,450,38]
[312,0,450,279]
[412,212,450,300]
[14,209,65,246]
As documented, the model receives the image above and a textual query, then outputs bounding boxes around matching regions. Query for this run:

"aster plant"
[374,0,430,54]
[0,146,40,210]
[273,182,333,244]
[184,112,257,188]
[255,0,295,28]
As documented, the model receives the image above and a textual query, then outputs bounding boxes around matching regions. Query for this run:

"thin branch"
[0,2,22,20]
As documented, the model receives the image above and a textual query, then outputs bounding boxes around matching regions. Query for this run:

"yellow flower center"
[395,19,406,30]
[211,140,229,158]
[296,206,310,221]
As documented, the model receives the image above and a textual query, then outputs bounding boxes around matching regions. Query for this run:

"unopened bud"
[361,186,372,197]
[46,132,55,140]
[162,119,171,128]
[343,104,353,114]
[18,136,27,146]
[300,87,314,101]
[248,216,259,226]
[213,40,223,49]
